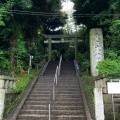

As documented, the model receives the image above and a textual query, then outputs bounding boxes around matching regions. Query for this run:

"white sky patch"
[61,1,74,13]
[61,0,77,33]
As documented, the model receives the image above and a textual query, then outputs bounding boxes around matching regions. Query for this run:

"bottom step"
[17,114,87,120]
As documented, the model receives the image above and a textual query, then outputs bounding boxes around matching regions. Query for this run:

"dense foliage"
[0,0,65,75]
[1,0,120,75]
[72,0,120,74]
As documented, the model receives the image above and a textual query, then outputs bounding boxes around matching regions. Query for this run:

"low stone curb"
[6,76,38,120]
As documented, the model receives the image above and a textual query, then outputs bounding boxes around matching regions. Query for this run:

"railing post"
[55,73,57,85]
[53,84,55,100]
[49,103,51,120]
[48,55,62,120]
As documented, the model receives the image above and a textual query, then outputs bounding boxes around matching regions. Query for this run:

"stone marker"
[90,28,104,77]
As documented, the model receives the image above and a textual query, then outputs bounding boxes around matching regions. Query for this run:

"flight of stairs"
[16,61,58,120]
[51,61,87,120]
[13,61,87,120]
[113,94,120,114]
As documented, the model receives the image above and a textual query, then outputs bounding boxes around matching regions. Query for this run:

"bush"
[51,50,60,61]
[77,52,90,72]
[0,50,11,74]
[97,59,120,75]
[64,47,75,60]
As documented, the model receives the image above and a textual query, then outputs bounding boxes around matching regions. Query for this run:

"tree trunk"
[10,37,16,77]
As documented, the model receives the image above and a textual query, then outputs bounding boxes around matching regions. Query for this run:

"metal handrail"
[41,61,49,76]
[48,55,62,120]
[74,60,79,75]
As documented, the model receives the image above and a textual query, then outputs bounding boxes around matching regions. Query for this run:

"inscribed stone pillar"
[94,88,105,120]
[0,89,5,120]
[90,28,104,77]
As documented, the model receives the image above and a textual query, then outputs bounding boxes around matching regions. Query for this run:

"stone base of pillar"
[94,88,105,120]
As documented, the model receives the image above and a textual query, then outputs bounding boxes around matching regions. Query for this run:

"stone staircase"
[113,94,120,112]
[16,61,59,120]
[51,61,87,120]
[8,61,87,120]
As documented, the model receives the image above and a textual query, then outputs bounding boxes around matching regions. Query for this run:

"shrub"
[97,59,120,75]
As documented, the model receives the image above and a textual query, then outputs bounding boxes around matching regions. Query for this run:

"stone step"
[26,97,49,101]
[22,104,84,110]
[58,79,78,81]
[57,85,80,87]
[34,82,53,84]
[114,98,120,103]
[34,84,52,86]
[33,86,52,89]
[19,109,85,115]
[53,102,83,106]
[25,101,48,105]
[53,101,83,105]
[19,109,48,115]
[55,91,81,94]
[28,94,50,98]
[51,115,87,120]
[55,88,81,91]
[38,76,54,79]
[54,99,83,103]
[30,91,51,94]
[114,94,120,98]
[53,106,85,110]
[55,95,81,99]
[17,114,48,120]
[32,88,52,90]
[59,76,77,78]
[17,114,87,120]
[27,96,49,100]
[56,87,80,89]
[34,83,53,85]
[22,105,48,110]
[36,78,54,80]
[61,72,75,74]
[58,82,79,84]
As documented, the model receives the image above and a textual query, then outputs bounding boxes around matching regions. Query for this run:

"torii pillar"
[48,38,52,61]
[75,37,78,60]
[90,28,104,77]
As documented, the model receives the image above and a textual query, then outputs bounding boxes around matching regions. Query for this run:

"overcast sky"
[61,0,76,33]
[61,0,74,12]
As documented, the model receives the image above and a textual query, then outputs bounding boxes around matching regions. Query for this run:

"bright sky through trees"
[62,0,74,12]
[61,0,79,34]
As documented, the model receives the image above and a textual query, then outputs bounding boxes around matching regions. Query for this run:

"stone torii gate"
[43,28,104,77]
[43,34,83,61]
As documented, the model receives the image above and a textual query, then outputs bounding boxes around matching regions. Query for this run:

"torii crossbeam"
[43,34,83,60]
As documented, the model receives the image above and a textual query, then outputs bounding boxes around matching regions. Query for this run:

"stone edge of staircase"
[6,76,39,120]
[74,60,92,120]
[77,74,93,120]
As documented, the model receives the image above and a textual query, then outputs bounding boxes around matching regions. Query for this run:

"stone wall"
[0,75,18,120]
[81,77,95,120]
[4,92,20,118]
[94,75,120,119]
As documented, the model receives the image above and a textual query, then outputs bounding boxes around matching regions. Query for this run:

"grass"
[4,69,39,118]
[13,70,39,92]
